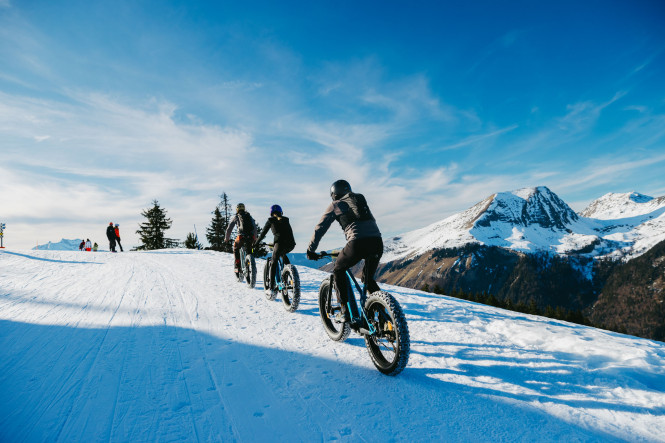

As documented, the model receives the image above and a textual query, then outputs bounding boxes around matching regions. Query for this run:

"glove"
[306,250,318,261]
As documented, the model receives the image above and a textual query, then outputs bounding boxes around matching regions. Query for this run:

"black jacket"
[257,216,296,247]
[106,225,116,241]
[308,192,381,252]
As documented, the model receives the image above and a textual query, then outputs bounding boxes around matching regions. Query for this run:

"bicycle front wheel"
[364,291,410,376]
[280,265,300,312]
[318,277,350,342]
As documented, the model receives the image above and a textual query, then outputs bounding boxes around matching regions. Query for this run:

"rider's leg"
[333,240,364,321]
[269,243,282,290]
[233,236,242,273]
[361,237,384,293]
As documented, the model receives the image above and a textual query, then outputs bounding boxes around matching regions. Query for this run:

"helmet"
[330,180,352,200]
[115,224,119,227]
[236,203,245,212]
[109,222,113,226]
[270,204,283,216]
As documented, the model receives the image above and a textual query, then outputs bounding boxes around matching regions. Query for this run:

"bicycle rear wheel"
[363,291,410,376]
[318,278,350,341]
[244,253,256,288]
[280,265,300,312]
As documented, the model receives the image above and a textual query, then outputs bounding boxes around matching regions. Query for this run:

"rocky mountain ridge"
[376,186,665,341]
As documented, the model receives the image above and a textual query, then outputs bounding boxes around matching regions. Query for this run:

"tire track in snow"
[49,257,138,442]
[146,255,239,442]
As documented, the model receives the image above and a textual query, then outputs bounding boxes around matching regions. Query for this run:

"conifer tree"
[184,232,202,249]
[207,192,233,252]
[206,207,226,251]
[136,200,178,250]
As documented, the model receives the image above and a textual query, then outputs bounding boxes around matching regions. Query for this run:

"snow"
[383,187,665,263]
[1,248,665,442]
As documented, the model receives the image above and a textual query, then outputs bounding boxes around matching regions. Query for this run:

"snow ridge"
[384,186,665,263]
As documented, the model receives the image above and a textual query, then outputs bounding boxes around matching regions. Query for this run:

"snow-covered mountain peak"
[383,186,665,263]
[580,191,665,219]
[476,185,579,230]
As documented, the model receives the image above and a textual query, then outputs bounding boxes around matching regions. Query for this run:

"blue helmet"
[270,204,283,216]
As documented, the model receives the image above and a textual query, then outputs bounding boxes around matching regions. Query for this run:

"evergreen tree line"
[420,283,592,326]
[134,192,241,252]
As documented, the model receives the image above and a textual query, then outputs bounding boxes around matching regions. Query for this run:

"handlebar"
[311,250,340,260]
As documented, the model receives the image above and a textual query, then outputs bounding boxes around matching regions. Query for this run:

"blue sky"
[1,0,664,250]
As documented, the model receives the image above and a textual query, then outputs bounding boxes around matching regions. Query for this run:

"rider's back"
[330,192,381,241]
[269,215,296,247]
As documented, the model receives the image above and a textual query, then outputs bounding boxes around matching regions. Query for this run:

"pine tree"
[206,206,227,251]
[207,192,233,252]
[184,232,202,249]
[136,200,178,250]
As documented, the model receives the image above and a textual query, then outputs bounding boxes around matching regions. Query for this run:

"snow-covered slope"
[384,186,665,262]
[1,249,664,441]
[580,192,665,219]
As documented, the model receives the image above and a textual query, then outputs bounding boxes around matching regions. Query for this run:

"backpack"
[237,211,254,236]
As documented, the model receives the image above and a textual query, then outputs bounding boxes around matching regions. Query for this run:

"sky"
[1,0,664,251]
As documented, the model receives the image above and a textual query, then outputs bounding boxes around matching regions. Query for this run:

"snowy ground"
[1,249,664,442]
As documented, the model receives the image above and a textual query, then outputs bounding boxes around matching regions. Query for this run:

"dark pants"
[333,237,383,316]
[270,242,294,289]
[108,237,116,252]
[233,235,254,272]
[116,238,123,252]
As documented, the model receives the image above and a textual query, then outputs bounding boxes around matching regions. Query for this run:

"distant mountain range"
[33,238,84,251]
[377,186,665,341]
[383,186,665,263]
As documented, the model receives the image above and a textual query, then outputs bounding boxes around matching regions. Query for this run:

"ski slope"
[1,249,664,442]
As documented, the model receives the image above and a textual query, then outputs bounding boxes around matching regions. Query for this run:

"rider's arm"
[256,218,271,244]
[224,215,237,242]
[307,202,336,252]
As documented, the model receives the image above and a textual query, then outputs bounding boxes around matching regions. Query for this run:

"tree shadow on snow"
[0,250,103,265]
[0,320,633,443]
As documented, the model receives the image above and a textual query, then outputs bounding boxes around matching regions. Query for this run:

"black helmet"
[330,180,352,200]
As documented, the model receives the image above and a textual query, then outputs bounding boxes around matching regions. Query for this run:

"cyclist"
[306,180,383,326]
[254,204,297,295]
[225,203,258,279]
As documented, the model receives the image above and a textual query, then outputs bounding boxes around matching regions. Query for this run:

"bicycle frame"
[325,254,376,335]
[265,244,285,291]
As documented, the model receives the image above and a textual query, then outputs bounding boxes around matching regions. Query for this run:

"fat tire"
[280,265,300,312]
[364,291,410,376]
[263,258,276,300]
[245,254,257,289]
[318,278,350,342]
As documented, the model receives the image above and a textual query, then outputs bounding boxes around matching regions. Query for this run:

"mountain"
[383,186,665,263]
[33,238,84,251]
[1,248,664,441]
[590,238,665,341]
[377,186,665,339]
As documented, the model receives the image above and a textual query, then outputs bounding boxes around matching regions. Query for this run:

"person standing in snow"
[114,224,124,252]
[306,180,383,327]
[106,222,117,252]
[79,240,85,251]
[93,242,98,252]
[85,239,92,251]
[224,203,258,280]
